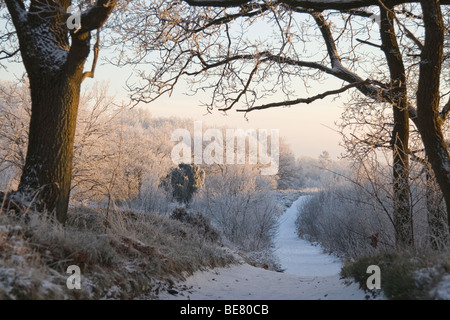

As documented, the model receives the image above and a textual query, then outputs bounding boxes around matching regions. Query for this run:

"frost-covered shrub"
[297,186,395,258]
[121,172,172,214]
[170,207,220,243]
[341,249,450,300]
[0,81,30,191]
[193,165,282,252]
[165,163,205,204]
[297,160,448,258]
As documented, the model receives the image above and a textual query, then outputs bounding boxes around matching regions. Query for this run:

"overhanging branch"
[236,80,372,112]
[184,0,450,10]
[193,3,271,33]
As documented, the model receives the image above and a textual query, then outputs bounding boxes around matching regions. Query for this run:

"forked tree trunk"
[13,18,89,222]
[380,6,413,247]
[5,0,116,222]
[10,3,88,222]
[417,1,450,233]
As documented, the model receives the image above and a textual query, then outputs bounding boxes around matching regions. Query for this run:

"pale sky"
[81,59,348,160]
[0,5,362,161]
[145,90,346,160]
[2,58,348,160]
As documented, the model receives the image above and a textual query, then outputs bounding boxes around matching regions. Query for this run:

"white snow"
[29,24,69,72]
[159,263,367,300]
[274,195,342,277]
[159,195,378,300]
[432,275,450,300]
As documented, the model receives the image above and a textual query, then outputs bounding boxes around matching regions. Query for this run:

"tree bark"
[379,5,413,247]
[5,0,116,222]
[416,1,450,232]
[425,167,448,249]
[18,71,83,222]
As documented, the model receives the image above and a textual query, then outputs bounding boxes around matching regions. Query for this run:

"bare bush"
[193,165,282,253]
[297,189,394,259]
[297,154,450,259]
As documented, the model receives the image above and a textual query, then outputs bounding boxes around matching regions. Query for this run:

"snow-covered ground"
[159,195,377,300]
[274,195,342,277]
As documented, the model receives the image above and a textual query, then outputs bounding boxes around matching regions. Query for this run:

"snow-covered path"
[159,195,371,300]
[274,195,342,276]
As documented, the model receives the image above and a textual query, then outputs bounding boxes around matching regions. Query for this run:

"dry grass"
[0,206,235,299]
[341,248,450,300]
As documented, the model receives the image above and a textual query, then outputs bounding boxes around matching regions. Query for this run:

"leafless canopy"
[1,1,450,229]
[103,1,440,121]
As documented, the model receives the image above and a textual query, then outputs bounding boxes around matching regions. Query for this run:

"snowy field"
[159,196,382,300]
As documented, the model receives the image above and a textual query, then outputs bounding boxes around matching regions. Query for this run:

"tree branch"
[4,0,27,30]
[440,98,450,124]
[219,62,260,111]
[80,0,118,32]
[193,3,271,33]
[236,80,371,112]
[184,50,336,76]
[312,12,341,69]
[81,29,100,82]
[0,49,20,60]
[184,0,450,10]
[376,0,424,51]
[356,38,382,49]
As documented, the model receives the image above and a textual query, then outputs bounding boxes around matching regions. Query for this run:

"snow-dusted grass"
[296,187,394,258]
[341,249,450,300]
[298,188,450,299]
[0,206,235,299]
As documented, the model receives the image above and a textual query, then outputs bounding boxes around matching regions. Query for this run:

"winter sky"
[3,57,347,160]
[104,68,346,160]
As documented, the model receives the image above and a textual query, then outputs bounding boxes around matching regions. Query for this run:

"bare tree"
[116,0,450,246]
[0,80,30,189]
[2,0,450,233]
[2,0,117,221]
[277,138,301,190]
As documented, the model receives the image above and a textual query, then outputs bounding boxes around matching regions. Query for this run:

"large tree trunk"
[417,1,450,232]
[417,116,450,230]
[391,108,413,247]
[5,1,90,222]
[425,168,448,249]
[5,0,116,222]
[380,6,413,247]
[18,71,82,222]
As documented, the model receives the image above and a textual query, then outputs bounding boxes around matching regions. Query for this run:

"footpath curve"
[159,195,371,300]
